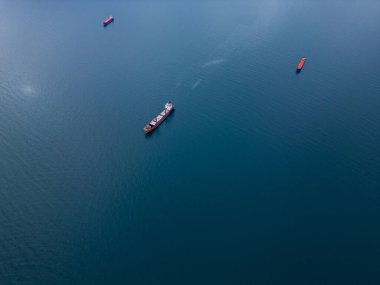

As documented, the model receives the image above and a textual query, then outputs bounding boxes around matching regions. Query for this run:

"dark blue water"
[1,1,380,284]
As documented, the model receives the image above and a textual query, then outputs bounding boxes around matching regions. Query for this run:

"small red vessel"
[297,58,306,72]
[103,16,114,26]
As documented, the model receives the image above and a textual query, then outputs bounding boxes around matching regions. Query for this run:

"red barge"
[103,16,114,26]
[144,102,174,134]
[297,58,306,72]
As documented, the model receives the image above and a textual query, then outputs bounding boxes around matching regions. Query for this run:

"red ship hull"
[103,16,114,26]
[297,58,306,72]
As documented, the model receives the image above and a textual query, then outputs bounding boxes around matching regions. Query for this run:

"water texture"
[0,1,380,284]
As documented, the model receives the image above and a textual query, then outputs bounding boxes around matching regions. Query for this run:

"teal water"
[1,1,380,284]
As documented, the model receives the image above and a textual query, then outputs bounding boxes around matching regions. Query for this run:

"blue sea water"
[1,1,380,284]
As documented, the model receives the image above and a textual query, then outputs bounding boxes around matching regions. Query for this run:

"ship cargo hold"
[144,102,174,134]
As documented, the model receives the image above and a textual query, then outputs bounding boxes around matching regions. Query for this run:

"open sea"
[1,1,380,284]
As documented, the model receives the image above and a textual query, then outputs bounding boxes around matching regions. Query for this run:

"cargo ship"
[297,58,306,72]
[144,102,174,134]
[103,16,114,26]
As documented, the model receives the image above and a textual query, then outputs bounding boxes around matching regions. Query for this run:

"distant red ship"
[103,16,114,26]
[297,58,306,72]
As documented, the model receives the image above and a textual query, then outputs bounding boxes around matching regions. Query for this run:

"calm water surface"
[1,1,380,284]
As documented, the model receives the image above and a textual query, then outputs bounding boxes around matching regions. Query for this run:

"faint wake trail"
[192,79,202,90]
[202,59,225,68]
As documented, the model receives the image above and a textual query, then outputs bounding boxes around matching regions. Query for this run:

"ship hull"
[103,17,114,26]
[297,58,306,72]
[144,103,174,134]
